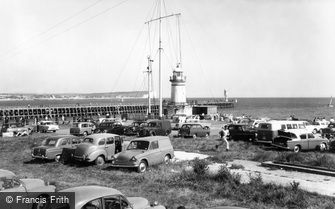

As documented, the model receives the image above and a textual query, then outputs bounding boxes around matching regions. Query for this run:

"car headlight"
[150,201,158,206]
[130,156,137,162]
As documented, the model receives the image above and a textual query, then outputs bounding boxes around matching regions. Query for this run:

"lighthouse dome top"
[170,70,186,82]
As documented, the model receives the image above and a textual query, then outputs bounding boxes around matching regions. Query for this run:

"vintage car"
[0,122,32,137]
[73,133,123,166]
[70,122,96,136]
[111,136,174,173]
[320,123,335,139]
[96,121,116,133]
[57,185,166,209]
[138,120,171,137]
[178,123,210,138]
[228,124,256,141]
[124,121,148,136]
[303,120,329,134]
[273,130,329,152]
[38,120,59,133]
[31,135,82,162]
[0,169,56,209]
[106,121,126,135]
[185,115,200,123]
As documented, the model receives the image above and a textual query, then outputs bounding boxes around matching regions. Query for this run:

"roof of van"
[262,120,305,124]
[131,136,169,142]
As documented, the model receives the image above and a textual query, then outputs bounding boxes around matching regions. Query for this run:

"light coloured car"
[31,135,82,162]
[111,136,174,172]
[73,133,123,166]
[70,122,96,136]
[273,129,329,152]
[178,123,210,138]
[38,120,59,133]
[57,185,166,209]
[0,169,56,209]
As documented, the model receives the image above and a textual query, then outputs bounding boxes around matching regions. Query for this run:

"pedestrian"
[216,125,230,151]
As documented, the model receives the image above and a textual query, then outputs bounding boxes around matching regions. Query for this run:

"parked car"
[138,120,171,137]
[70,122,96,136]
[96,121,115,133]
[321,123,335,139]
[31,135,83,162]
[111,136,174,173]
[124,120,148,136]
[228,124,256,141]
[0,122,31,137]
[57,185,166,209]
[0,169,56,209]
[107,121,126,135]
[171,114,187,130]
[185,115,200,123]
[73,133,123,166]
[303,120,329,134]
[273,130,329,152]
[38,120,59,133]
[178,123,210,138]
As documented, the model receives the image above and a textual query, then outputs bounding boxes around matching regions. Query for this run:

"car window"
[150,141,159,150]
[260,124,271,129]
[127,141,149,150]
[83,138,94,143]
[292,124,298,129]
[104,196,120,209]
[98,139,105,146]
[300,134,306,139]
[298,124,305,129]
[72,138,80,144]
[42,138,58,146]
[82,124,88,128]
[82,198,102,209]
[61,139,67,146]
[106,137,114,145]
[0,177,21,190]
[287,124,292,129]
[307,133,315,139]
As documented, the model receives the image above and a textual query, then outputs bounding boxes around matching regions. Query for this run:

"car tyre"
[293,145,301,153]
[55,155,61,163]
[319,143,327,152]
[95,156,105,166]
[164,154,171,164]
[138,160,148,173]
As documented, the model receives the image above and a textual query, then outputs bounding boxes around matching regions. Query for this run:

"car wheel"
[192,134,197,139]
[55,155,61,163]
[164,155,171,164]
[83,131,88,136]
[95,156,105,166]
[319,143,327,152]
[137,160,148,173]
[313,129,317,134]
[293,145,301,153]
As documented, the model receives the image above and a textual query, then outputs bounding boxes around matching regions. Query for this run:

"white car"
[303,120,328,134]
[38,120,60,133]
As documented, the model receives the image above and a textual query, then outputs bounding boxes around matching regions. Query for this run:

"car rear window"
[260,124,271,129]
[127,140,150,150]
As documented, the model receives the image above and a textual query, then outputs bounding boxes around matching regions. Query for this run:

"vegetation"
[1,132,335,208]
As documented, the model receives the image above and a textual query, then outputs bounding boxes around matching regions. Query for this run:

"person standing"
[217,125,230,151]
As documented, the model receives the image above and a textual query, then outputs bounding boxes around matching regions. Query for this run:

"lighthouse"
[169,69,186,105]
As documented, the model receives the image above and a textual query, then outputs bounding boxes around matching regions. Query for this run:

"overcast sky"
[0,0,335,98]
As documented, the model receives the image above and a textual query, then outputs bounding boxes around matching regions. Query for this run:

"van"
[138,120,171,137]
[256,120,306,143]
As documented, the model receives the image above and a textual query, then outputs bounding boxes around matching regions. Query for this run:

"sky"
[0,0,335,98]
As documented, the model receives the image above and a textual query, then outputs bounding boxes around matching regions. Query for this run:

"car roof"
[85,133,119,139]
[59,186,122,208]
[0,169,16,178]
[45,135,77,140]
[131,136,169,142]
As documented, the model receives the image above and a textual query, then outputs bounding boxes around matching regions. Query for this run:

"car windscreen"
[72,123,79,128]
[83,138,94,143]
[42,138,58,146]
[127,141,150,150]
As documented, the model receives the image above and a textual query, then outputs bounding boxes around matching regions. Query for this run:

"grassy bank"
[1,133,335,208]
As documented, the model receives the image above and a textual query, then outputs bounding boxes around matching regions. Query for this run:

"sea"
[0,97,333,121]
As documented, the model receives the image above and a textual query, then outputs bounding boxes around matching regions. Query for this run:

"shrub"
[192,158,209,176]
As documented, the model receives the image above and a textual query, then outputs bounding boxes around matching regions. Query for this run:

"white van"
[256,120,306,143]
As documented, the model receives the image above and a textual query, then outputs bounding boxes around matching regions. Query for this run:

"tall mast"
[146,56,153,115]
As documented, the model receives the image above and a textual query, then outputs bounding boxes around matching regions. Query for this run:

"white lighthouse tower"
[169,68,186,105]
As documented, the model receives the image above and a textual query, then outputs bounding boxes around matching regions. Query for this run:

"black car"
[138,120,171,137]
[124,121,148,136]
[228,124,256,142]
[321,123,335,139]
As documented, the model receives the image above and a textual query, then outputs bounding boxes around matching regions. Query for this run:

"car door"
[299,134,309,150]
[103,195,132,209]
[105,137,116,160]
[148,140,161,165]
[306,133,317,150]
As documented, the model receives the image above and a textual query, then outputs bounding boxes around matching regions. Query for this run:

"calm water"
[0,97,334,121]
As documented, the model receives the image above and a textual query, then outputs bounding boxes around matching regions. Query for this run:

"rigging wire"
[0,0,132,63]
[0,0,104,63]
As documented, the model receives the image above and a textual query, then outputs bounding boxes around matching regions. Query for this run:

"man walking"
[216,125,230,151]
